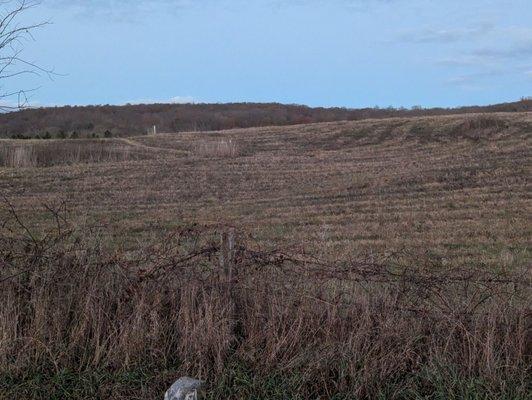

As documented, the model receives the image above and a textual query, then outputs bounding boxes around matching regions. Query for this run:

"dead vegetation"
[0,112,530,398]
[0,204,530,399]
[2,113,527,267]
[194,138,239,158]
[0,139,151,168]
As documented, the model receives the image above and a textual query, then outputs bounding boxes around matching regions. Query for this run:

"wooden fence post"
[219,228,236,292]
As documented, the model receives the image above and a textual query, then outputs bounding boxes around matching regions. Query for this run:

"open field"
[1,112,531,265]
[0,112,531,399]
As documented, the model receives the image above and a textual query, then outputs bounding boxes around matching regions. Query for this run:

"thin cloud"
[43,0,402,24]
[445,70,504,88]
[398,23,494,44]
[124,96,196,105]
[435,56,490,68]
[169,96,195,104]
[47,0,396,14]
[47,0,194,8]
[45,0,196,21]
[434,27,532,84]
[472,40,532,60]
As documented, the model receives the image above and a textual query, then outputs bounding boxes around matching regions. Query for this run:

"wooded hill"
[1,99,530,138]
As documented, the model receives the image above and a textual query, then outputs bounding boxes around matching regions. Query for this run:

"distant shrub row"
[9,130,114,140]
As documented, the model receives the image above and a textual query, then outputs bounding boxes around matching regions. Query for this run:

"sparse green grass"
[2,363,529,400]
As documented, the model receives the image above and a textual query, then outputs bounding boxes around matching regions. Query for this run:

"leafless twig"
[0,0,52,111]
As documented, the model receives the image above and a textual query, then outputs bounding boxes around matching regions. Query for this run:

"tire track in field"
[118,137,188,156]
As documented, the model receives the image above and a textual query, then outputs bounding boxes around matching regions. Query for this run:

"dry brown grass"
[194,138,239,158]
[0,205,529,399]
[1,112,529,268]
[0,139,152,167]
[0,112,530,398]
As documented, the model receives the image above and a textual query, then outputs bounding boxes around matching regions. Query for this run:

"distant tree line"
[0,100,530,139]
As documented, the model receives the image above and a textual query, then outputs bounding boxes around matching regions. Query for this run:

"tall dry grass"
[460,115,508,131]
[194,138,239,158]
[0,205,530,399]
[0,145,37,167]
[0,140,147,168]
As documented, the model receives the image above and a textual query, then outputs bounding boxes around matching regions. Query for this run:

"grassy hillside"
[2,112,530,266]
[0,112,530,399]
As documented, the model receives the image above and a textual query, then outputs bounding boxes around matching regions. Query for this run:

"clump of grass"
[194,138,239,158]
[0,203,529,399]
[0,140,149,168]
[460,115,508,131]
[0,145,37,167]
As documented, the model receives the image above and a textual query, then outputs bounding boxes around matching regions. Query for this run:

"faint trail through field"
[118,137,186,156]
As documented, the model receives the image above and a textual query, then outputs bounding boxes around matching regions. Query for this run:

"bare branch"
[0,0,50,111]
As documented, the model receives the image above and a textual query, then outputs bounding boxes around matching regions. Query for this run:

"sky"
[3,0,532,108]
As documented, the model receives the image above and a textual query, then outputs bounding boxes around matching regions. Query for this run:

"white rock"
[164,377,205,400]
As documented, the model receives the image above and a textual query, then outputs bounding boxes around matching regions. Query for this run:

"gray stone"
[164,377,205,400]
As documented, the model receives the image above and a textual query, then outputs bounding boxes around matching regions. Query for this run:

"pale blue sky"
[6,0,532,108]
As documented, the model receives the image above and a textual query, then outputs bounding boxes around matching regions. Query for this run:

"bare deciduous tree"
[0,0,51,111]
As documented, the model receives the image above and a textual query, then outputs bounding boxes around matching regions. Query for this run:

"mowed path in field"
[2,112,531,267]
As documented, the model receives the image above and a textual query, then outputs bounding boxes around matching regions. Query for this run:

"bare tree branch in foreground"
[0,0,52,111]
